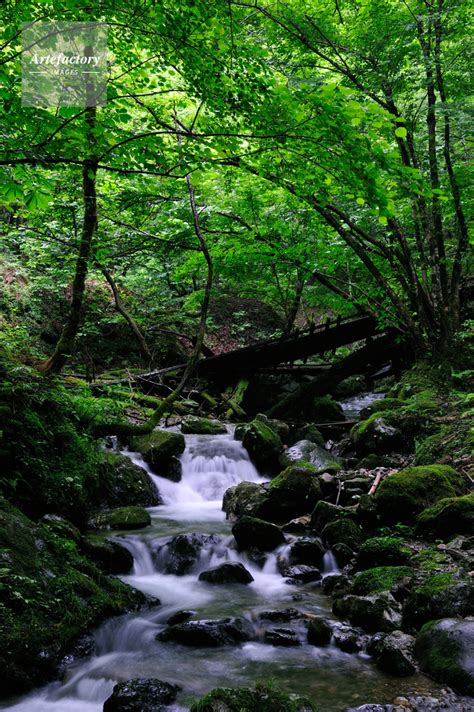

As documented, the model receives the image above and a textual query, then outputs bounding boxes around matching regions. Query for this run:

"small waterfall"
[322,550,340,576]
[124,433,265,521]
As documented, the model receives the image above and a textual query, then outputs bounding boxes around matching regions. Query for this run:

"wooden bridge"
[194,314,379,379]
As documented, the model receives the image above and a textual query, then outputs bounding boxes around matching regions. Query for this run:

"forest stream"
[0,394,451,712]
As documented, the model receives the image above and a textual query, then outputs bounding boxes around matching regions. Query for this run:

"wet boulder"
[310,395,345,423]
[157,617,254,647]
[279,440,342,474]
[374,465,462,524]
[415,617,474,696]
[369,630,416,676]
[198,562,254,585]
[310,500,357,533]
[264,627,301,646]
[181,416,227,435]
[262,465,323,521]
[166,610,195,625]
[126,430,185,481]
[350,415,403,456]
[87,506,151,531]
[332,624,368,653]
[163,533,219,575]
[258,608,303,622]
[306,616,332,646]
[189,683,316,712]
[415,493,474,540]
[356,537,411,569]
[352,567,413,596]
[98,452,160,508]
[80,536,134,574]
[232,516,285,552]
[287,537,325,566]
[103,677,180,711]
[222,481,269,520]
[402,573,474,630]
[283,565,321,584]
[242,419,282,475]
[321,518,364,550]
[289,423,325,448]
[254,413,291,443]
[333,593,402,633]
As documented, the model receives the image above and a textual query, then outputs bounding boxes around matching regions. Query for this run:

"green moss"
[357,537,411,568]
[415,572,455,596]
[359,397,405,420]
[415,619,474,696]
[189,683,316,712]
[0,499,145,696]
[88,505,151,531]
[375,465,462,524]
[352,566,413,594]
[181,417,226,435]
[416,493,474,540]
[0,362,102,523]
[242,420,282,474]
[410,548,449,572]
[127,429,185,469]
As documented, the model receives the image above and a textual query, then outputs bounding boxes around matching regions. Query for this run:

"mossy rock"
[79,535,134,574]
[415,493,474,540]
[181,417,227,435]
[310,395,345,423]
[359,397,405,420]
[0,498,146,696]
[222,481,269,520]
[98,452,160,508]
[415,617,474,696]
[289,423,325,448]
[263,465,323,521]
[87,506,151,531]
[254,413,291,443]
[352,566,413,595]
[126,429,185,476]
[375,465,462,524]
[310,500,357,533]
[403,573,474,630]
[350,413,403,455]
[321,517,364,550]
[242,419,282,475]
[357,537,411,569]
[189,683,316,712]
[279,440,342,474]
[355,453,396,469]
[232,515,285,551]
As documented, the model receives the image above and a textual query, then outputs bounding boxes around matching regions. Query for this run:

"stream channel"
[2,394,445,711]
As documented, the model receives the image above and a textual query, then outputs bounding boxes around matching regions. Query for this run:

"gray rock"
[264,627,301,646]
[198,562,254,585]
[157,617,254,647]
[283,565,321,584]
[232,516,285,551]
[415,617,474,696]
[162,533,219,575]
[333,593,402,633]
[306,616,332,646]
[370,630,417,676]
[103,677,180,711]
[279,440,342,473]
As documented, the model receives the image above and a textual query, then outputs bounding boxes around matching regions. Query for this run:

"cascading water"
[1,430,444,712]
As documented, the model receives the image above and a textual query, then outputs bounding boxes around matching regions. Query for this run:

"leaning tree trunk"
[39,66,98,375]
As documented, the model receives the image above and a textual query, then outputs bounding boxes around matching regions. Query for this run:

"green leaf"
[394,127,407,138]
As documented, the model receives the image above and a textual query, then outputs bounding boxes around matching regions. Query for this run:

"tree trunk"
[102,268,153,363]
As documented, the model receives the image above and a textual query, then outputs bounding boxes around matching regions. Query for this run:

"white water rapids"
[0,429,442,711]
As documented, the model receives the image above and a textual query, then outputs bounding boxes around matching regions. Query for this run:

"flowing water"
[2,430,444,712]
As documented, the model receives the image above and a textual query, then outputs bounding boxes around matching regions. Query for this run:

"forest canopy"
[0,0,472,374]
